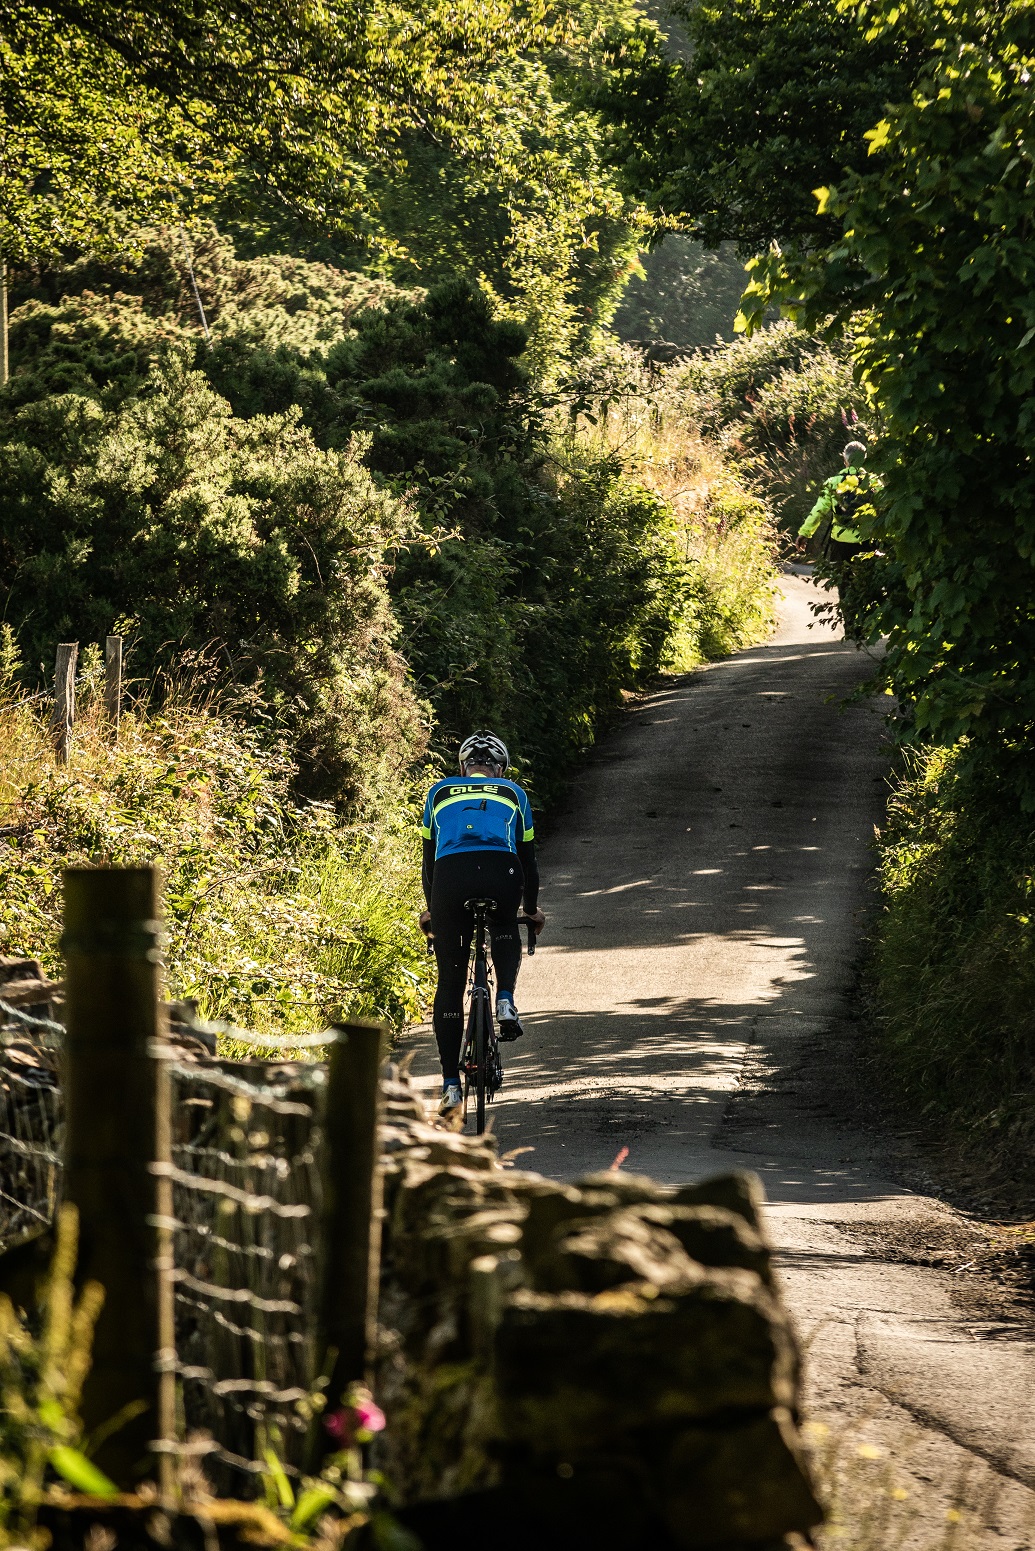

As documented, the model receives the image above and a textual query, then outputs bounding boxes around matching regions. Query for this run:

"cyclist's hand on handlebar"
[418,909,432,937]
[524,907,546,937]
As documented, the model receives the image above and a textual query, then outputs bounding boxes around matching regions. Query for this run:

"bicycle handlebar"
[424,910,538,955]
[517,914,536,957]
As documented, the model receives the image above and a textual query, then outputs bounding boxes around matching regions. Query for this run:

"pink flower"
[354,1398,385,1434]
[322,1389,386,1447]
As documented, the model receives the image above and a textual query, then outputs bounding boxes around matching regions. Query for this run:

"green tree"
[0,331,421,804]
[1,0,555,269]
[0,6,203,267]
[217,4,672,377]
[741,0,1035,794]
[641,0,920,252]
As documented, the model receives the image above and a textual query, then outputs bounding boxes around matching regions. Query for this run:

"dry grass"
[805,1419,1002,1551]
[0,644,432,1035]
[568,389,779,670]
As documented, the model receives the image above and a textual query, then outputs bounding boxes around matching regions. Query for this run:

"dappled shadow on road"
[477,606,892,1198]
[405,582,892,1203]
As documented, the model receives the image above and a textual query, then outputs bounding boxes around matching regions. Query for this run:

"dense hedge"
[668,322,870,534]
[877,746,1035,1191]
[0,226,726,807]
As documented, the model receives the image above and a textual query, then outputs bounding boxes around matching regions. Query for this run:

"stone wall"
[374,1065,821,1550]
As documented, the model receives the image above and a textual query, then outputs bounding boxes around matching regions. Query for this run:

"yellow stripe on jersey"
[432,790,521,818]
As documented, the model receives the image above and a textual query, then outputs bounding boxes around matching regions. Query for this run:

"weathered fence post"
[1,259,8,387]
[316,1020,386,1443]
[104,635,123,741]
[50,643,78,764]
[62,867,171,1490]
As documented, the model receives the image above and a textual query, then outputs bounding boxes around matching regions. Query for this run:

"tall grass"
[0,636,432,1034]
[564,365,778,668]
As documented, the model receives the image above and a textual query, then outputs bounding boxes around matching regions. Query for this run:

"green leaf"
[290,1485,338,1530]
[371,1511,424,1551]
[263,1447,295,1510]
[48,1447,119,1499]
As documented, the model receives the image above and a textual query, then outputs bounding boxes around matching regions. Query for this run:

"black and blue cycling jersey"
[421,775,534,857]
[420,774,539,912]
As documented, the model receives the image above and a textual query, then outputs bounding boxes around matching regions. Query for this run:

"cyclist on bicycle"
[419,732,545,1114]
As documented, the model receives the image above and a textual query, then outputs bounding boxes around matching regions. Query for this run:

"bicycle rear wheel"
[461,994,490,1131]
[474,992,488,1134]
[461,1000,476,1126]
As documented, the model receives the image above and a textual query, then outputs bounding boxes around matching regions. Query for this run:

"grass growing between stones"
[806,1420,988,1550]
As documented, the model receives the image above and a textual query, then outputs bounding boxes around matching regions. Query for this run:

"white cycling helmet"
[459,730,510,771]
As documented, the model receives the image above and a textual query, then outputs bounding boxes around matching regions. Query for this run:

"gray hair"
[844,441,867,462]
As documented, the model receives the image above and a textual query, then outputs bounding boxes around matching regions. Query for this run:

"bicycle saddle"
[464,897,498,912]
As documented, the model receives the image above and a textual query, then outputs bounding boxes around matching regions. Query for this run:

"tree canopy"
[2,0,547,263]
[740,0,1035,796]
[638,0,922,252]
[2,0,668,375]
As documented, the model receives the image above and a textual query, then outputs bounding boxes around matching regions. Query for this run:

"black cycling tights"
[430,851,523,1082]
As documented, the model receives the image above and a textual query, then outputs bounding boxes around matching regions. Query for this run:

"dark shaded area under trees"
[0,230,698,808]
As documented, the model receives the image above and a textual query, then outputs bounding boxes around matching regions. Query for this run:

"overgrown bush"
[0,343,422,808]
[876,743,1035,1187]
[675,321,872,532]
[3,226,778,810]
[561,346,778,669]
[0,641,432,1032]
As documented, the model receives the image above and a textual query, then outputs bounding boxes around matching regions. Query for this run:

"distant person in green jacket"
[799,441,881,562]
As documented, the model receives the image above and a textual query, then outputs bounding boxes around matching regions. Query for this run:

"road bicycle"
[459,898,535,1135]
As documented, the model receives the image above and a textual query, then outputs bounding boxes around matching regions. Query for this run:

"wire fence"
[0,999,63,1249]
[163,1055,327,1486]
[0,996,341,1491]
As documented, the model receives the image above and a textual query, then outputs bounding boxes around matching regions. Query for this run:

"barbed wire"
[0,997,65,1043]
[179,1018,339,1052]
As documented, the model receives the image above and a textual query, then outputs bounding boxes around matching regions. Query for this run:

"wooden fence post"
[62,867,170,1490]
[316,1020,386,1446]
[104,636,123,741]
[1,259,8,387]
[50,643,78,764]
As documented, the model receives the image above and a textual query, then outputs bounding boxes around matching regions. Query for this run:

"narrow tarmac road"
[407,571,1035,1546]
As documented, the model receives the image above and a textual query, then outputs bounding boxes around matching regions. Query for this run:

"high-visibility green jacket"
[800,465,882,544]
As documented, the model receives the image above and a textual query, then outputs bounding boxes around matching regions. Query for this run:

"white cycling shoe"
[496,996,524,1042]
[439,1081,463,1115]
